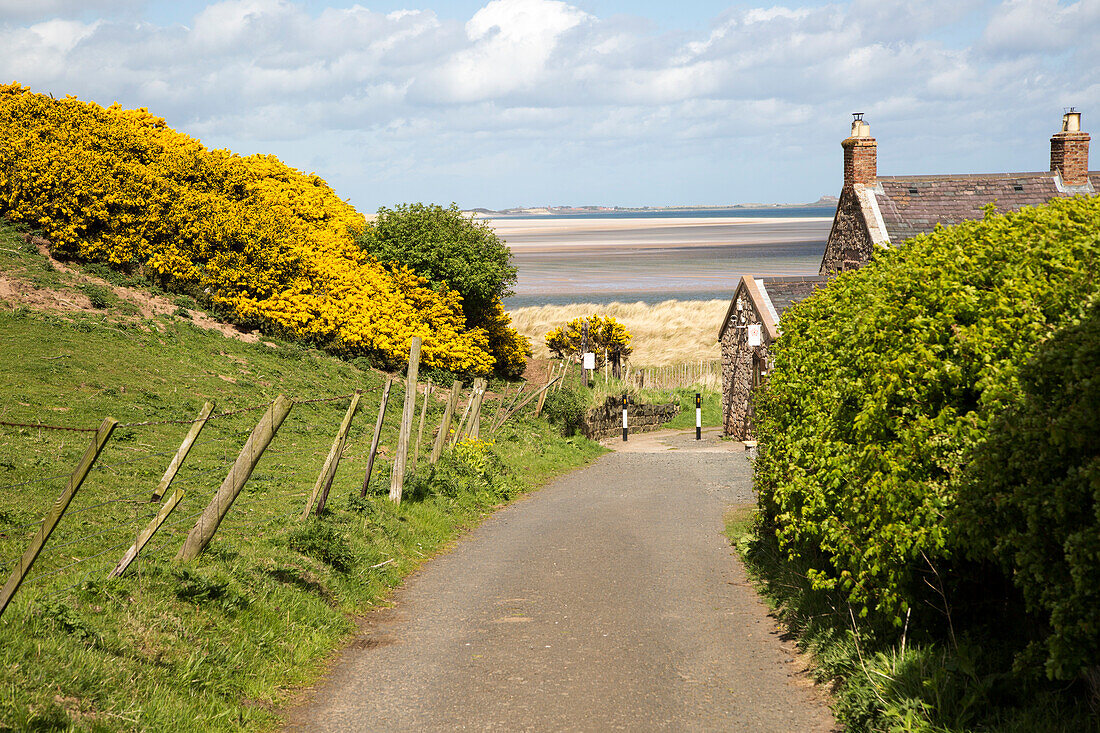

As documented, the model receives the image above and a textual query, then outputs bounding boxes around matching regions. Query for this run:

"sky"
[0,0,1097,211]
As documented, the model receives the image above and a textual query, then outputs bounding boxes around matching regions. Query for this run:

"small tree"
[357,203,516,329]
[545,315,633,372]
[357,202,528,377]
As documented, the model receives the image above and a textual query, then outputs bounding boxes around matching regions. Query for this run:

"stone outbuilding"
[721,109,1096,439]
[718,275,827,439]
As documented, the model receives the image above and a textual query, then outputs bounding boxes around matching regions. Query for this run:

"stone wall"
[819,184,873,275]
[580,396,678,440]
[720,285,771,440]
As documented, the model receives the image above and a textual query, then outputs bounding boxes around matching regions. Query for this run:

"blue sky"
[1,1,1097,211]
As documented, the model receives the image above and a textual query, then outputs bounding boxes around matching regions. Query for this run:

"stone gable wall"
[720,286,771,440]
[580,397,678,440]
[819,185,873,275]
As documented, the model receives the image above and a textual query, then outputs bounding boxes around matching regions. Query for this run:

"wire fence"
[0,374,548,618]
[0,390,376,613]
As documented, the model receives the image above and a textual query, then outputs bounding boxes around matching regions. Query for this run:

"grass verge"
[0,222,605,731]
[724,510,1099,732]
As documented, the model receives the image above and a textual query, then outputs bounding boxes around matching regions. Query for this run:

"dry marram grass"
[507,299,726,366]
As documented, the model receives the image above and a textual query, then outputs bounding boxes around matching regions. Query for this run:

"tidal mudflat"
[494,215,832,308]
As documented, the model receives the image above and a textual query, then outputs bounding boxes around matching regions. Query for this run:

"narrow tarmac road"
[285,429,835,732]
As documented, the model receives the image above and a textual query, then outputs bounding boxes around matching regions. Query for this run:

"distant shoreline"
[468,200,838,218]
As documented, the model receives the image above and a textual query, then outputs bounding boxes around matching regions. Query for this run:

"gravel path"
[285,429,835,732]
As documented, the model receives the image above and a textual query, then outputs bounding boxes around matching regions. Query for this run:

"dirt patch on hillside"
[8,234,263,344]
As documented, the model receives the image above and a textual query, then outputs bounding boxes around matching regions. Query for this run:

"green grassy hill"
[0,219,603,731]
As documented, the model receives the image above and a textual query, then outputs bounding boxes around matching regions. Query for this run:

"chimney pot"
[1051,109,1089,186]
[843,115,876,185]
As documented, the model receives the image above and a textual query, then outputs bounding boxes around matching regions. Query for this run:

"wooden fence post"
[488,384,512,431]
[176,396,292,562]
[535,375,552,417]
[430,380,462,465]
[451,389,474,447]
[110,485,185,578]
[303,391,361,519]
[150,402,214,501]
[414,379,432,467]
[389,337,422,504]
[491,377,561,434]
[360,379,392,497]
[467,379,487,440]
[0,417,116,619]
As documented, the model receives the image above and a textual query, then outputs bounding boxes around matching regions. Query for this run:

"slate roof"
[758,276,830,320]
[718,275,830,343]
[873,172,1100,243]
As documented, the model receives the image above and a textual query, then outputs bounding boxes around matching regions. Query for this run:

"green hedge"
[753,196,1100,627]
[959,298,1100,681]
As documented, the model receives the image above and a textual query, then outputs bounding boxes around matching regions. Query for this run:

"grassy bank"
[0,225,604,730]
[724,511,1098,732]
[508,299,726,366]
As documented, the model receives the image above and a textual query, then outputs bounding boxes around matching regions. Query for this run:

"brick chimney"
[1050,108,1089,186]
[842,113,876,186]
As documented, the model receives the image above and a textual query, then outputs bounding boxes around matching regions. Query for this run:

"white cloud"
[0,0,1095,207]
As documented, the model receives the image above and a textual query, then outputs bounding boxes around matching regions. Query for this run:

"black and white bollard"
[622,394,628,441]
[695,392,702,440]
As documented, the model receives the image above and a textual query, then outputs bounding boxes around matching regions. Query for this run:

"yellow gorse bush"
[0,83,496,373]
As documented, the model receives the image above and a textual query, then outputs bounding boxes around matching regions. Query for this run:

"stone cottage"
[721,110,1095,439]
[719,275,827,439]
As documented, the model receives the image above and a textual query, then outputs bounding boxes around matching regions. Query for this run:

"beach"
[492,215,833,307]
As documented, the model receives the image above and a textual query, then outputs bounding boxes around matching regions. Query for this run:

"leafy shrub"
[541,383,589,435]
[427,438,516,499]
[287,522,356,573]
[753,197,1100,627]
[958,298,1100,682]
[0,83,496,374]
[356,202,529,377]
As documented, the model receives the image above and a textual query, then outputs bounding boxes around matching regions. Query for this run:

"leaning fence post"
[304,390,362,519]
[491,376,561,434]
[451,388,474,447]
[488,384,512,431]
[535,378,550,417]
[176,396,293,562]
[414,379,432,467]
[361,379,393,497]
[110,485,186,578]
[0,416,116,619]
[430,380,462,465]
[151,402,215,502]
[467,379,488,440]
[389,337,422,504]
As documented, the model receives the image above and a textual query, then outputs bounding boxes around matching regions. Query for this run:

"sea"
[493,207,835,308]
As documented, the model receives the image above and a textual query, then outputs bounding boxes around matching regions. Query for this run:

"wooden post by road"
[389,337,422,504]
[451,389,474,447]
[491,377,561,433]
[430,380,462,465]
[150,402,214,501]
[176,396,292,562]
[0,417,116,619]
[304,390,362,518]
[361,379,392,497]
[414,379,432,467]
[467,379,487,440]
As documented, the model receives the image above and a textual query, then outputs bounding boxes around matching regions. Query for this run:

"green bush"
[958,298,1100,682]
[753,197,1100,627]
[541,383,588,435]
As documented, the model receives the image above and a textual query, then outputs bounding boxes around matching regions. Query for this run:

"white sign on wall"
[747,324,762,347]
[582,352,596,370]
